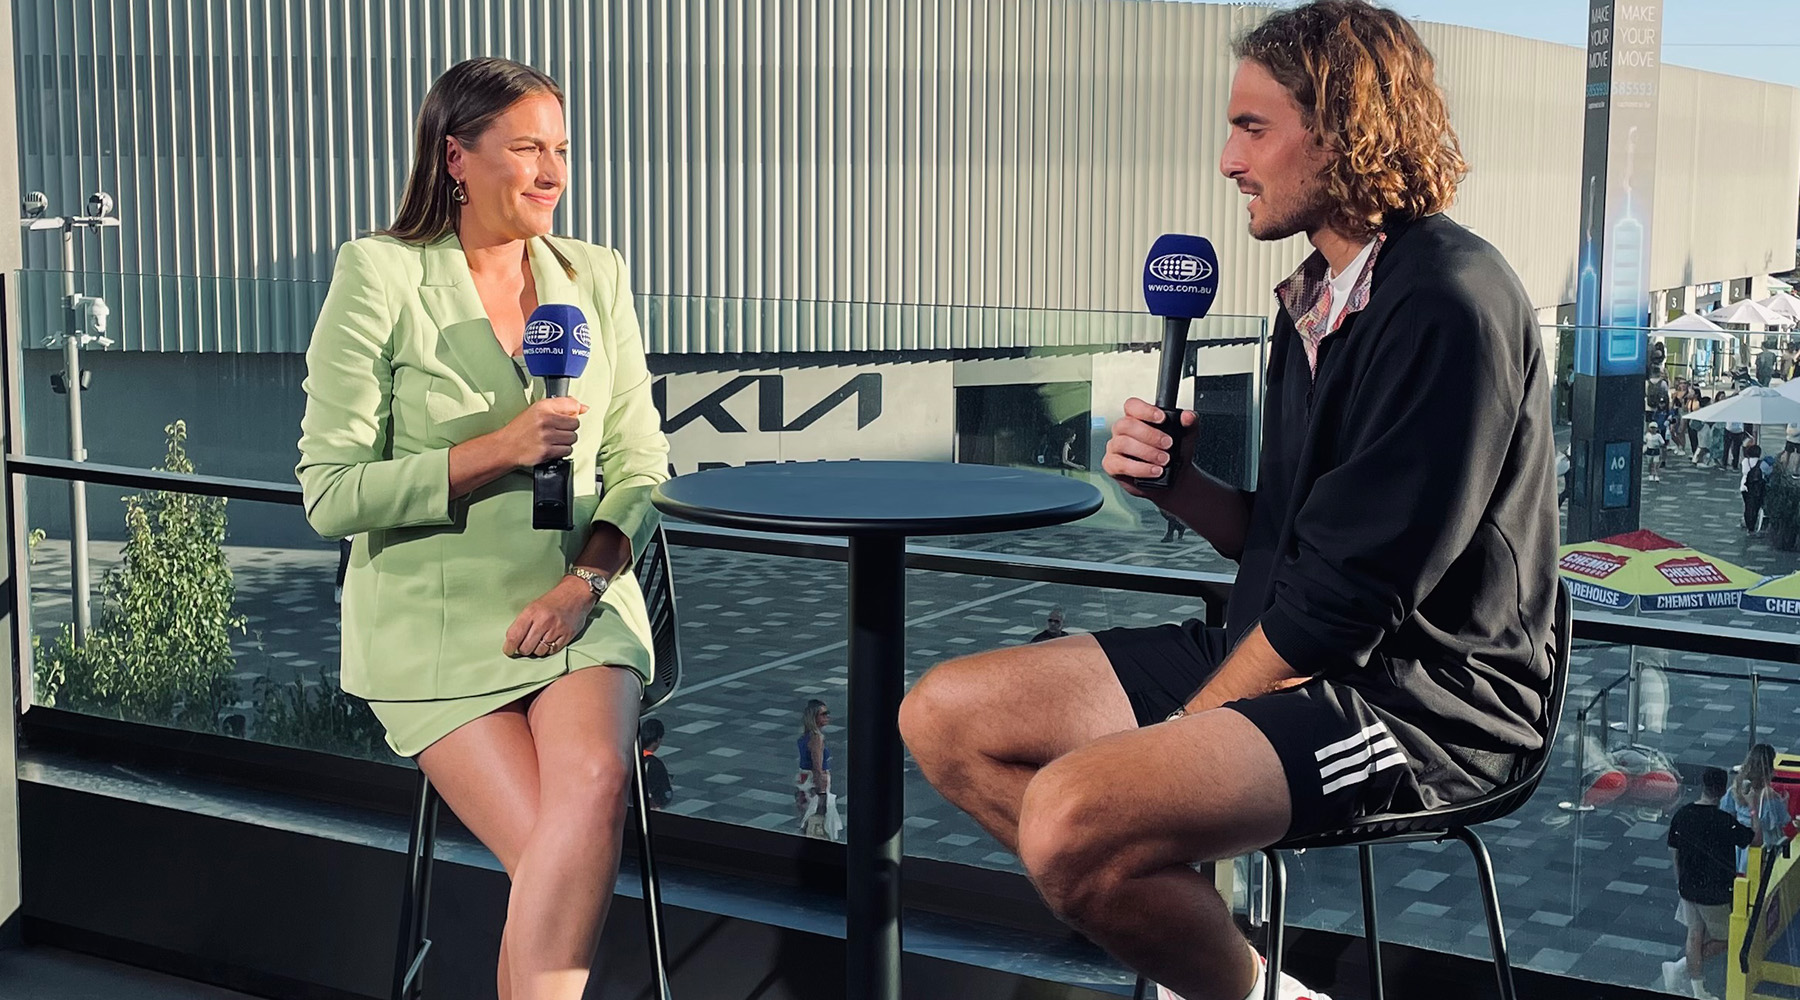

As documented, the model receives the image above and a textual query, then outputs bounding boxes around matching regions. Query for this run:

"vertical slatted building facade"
[13,0,1800,355]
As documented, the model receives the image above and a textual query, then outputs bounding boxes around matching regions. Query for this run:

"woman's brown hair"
[378,57,566,244]
[1233,0,1467,239]
[1738,742,1779,802]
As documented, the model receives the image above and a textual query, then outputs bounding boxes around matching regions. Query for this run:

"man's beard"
[1249,176,1333,242]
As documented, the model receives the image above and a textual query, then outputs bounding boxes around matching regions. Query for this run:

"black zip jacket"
[1225,212,1559,755]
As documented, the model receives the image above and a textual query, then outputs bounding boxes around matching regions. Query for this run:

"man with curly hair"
[899,3,1559,999]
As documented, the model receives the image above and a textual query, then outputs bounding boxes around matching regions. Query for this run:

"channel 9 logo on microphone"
[1148,252,1215,285]
[1142,234,1219,320]
[522,311,592,367]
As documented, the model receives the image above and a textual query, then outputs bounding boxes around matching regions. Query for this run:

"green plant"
[32,421,246,730]
[251,667,391,760]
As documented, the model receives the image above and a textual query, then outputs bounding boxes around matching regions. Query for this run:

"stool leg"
[393,770,439,1000]
[633,736,673,1000]
[1262,850,1286,1000]
[1452,827,1517,1000]
[1359,845,1384,1000]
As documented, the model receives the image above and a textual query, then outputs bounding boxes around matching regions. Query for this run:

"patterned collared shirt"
[1275,233,1386,376]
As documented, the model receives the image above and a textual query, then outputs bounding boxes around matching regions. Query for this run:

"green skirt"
[364,611,652,759]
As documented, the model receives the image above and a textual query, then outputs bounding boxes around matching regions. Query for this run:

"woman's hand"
[503,576,597,658]
[498,398,589,469]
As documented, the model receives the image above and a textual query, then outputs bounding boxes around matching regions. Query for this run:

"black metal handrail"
[11,451,1800,664]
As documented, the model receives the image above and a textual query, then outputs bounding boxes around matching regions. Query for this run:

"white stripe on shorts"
[1321,753,1409,795]
[1318,736,1402,781]
[1314,723,1390,763]
[1312,720,1406,795]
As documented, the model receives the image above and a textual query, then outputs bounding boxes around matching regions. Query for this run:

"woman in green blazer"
[296,58,668,1000]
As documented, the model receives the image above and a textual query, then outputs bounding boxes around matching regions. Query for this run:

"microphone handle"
[1135,316,1193,491]
[533,375,575,530]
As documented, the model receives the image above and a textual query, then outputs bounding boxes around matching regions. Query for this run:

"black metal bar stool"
[1137,582,1572,1000]
[391,525,684,1000]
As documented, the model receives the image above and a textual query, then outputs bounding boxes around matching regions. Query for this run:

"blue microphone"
[1136,234,1220,489]
[522,304,593,530]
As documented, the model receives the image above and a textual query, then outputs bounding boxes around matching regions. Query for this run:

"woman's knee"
[542,746,634,828]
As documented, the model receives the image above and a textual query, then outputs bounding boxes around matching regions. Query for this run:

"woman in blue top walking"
[795,699,840,840]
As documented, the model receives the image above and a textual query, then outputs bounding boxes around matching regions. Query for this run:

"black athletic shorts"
[1092,620,1513,841]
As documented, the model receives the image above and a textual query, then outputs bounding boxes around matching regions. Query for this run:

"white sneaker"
[1155,957,1333,1000]
[1691,981,1719,1000]
[1662,960,1685,993]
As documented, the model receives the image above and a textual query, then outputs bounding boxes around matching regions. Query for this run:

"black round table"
[652,460,1102,1000]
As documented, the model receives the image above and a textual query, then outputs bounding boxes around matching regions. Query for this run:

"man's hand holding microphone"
[1106,235,1257,562]
[1104,398,1200,499]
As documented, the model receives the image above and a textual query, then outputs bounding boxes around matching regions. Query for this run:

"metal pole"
[1750,670,1761,753]
[846,534,906,1000]
[61,223,90,643]
[1625,653,1640,745]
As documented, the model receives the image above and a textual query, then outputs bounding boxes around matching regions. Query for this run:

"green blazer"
[297,232,669,702]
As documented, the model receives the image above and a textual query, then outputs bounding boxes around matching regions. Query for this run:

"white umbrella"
[1682,386,1800,424]
[1712,298,1790,327]
[1757,292,1800,325]
[1659,312,1738,341]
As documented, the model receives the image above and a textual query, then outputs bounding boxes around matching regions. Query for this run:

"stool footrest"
[398,938,431,997]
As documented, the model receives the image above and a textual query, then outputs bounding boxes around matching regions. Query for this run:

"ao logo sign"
[1149,253,1214,284]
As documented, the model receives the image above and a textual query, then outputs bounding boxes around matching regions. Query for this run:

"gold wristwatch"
[568,566,610,600]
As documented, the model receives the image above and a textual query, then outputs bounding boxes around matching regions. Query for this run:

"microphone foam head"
[1143,234,1219,320]
[522,304,592,379]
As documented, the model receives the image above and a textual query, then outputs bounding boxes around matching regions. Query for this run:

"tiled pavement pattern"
[20,426,1800,995]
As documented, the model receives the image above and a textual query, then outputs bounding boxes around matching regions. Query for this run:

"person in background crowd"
[1031,608,1072,644]
[639,718,673,810]
[1720,743,1792,876]
[1769,435,1800,551]
[1160,509,1191,543]
[1743,442,1768,533]
[1664,766,1751,1000]
[1684,395,1704,458]
[1644,422,1664,483]
[795,699,841,840]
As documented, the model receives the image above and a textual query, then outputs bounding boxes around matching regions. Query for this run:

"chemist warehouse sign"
[651,363,954,474]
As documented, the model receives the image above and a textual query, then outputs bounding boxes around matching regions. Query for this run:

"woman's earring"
[451,181,467,204]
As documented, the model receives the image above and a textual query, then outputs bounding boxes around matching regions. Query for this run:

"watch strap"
[568,565,609,599]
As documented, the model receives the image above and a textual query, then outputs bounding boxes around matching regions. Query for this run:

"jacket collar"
[418,231,585,403]
[420,230,579,297]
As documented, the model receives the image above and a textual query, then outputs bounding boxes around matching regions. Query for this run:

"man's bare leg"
[899,634,1142,852]
[1016,708,1292,1000]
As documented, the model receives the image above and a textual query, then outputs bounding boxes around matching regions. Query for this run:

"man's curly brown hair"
[1233,1,1467,239]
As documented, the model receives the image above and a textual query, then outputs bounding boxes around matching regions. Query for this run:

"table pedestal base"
[848,535,906,1000]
